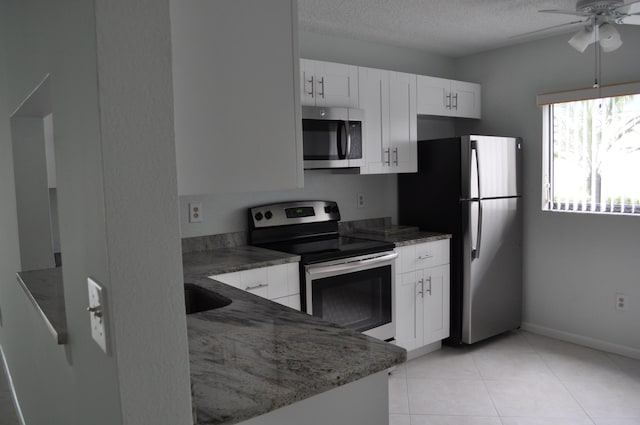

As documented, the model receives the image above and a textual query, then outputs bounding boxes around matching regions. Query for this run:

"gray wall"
[180,31,456,237]
[455,26,640,356]
[10,116,55,271]
[0,0,192,423]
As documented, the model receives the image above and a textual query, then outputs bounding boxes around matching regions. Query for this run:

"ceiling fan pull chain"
[594,21,601,89]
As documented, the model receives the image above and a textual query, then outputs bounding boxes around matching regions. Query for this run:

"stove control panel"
[249,200,340,229]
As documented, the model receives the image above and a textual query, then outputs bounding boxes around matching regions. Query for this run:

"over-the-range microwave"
[302,106,364,170]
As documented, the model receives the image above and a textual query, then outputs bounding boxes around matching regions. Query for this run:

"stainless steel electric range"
[248,200,397,342]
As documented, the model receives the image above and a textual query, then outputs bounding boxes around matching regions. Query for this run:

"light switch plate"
[87,277,108,354]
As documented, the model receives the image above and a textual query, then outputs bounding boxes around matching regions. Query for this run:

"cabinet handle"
[393,148,399,166]
[417,278,424,298]
[384,148,391,165]
[446,92,452,109]
[417,254,433,260]
[306,76,315,97]
[318,77,325,98]
[245,283,268,291]
[425,276,432,296]
[453,93,458,110]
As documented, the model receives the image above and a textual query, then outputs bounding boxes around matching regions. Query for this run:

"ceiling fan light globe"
[598,23,623,51]
[568,27,596,51]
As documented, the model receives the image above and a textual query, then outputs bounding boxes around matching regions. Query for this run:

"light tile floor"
[389,330,640,425]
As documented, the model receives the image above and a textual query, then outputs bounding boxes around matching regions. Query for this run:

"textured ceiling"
[298,0,634,57]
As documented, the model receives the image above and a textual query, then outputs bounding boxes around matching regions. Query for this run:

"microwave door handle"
[345,121,352,159]
[336,121,346,159]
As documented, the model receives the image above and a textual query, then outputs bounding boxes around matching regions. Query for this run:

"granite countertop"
[339,218,452,247]
[348,230,452,247]
[16,268,67,344]
[182,245,300,276]
[184,272,406,425]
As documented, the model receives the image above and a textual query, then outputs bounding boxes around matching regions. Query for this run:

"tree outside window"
[550,93,640,214]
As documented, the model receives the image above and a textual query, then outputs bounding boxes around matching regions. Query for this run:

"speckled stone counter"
[183,245,300,276]
[16,268,67,344]
[183,271,406,425]
[340,218,451,247]
[347,230,452,247]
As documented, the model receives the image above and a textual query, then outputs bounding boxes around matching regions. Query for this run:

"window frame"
[539,81,640,215]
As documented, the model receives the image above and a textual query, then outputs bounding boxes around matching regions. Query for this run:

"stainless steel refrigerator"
[398,135,522,344]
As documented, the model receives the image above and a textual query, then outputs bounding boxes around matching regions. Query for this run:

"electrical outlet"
[357,193,365,209]
[189,202,203,223]
[615,293,627,311]
[88,277,108,354]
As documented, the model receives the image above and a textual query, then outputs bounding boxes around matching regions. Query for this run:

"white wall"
[455,26,640,356]
[181,31,456,238]
[1,0,192,423]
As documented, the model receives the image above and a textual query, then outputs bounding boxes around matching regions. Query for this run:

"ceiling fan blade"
[617,12,640,24]
[613,0,640,12]
[539,9,592,17]
[510,19,589,39]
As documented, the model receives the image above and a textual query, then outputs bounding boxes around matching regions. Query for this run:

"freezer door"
[461,135,522,200]
[462,197,522,344]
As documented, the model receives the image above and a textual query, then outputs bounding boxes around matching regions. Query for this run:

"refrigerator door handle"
[471,140,481,199]
[472,199,483,259]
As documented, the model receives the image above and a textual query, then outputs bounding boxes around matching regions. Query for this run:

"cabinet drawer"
[209,262,300,302]
[401,239,450,271]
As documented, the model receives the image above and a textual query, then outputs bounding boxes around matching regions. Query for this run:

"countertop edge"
[15,271,67,345]
[204,255,301,276]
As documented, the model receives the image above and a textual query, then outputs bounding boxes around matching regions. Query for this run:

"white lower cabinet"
[209,263,300,310]
[395,240,450,351]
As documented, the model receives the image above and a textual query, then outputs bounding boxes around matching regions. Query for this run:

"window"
[540,84,640,215]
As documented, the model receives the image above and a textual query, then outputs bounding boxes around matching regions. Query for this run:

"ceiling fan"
[534,0,640,52]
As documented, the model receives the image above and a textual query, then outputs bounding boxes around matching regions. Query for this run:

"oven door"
[304,251,397,341]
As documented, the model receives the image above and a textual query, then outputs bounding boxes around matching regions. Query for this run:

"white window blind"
[541,82,640,215]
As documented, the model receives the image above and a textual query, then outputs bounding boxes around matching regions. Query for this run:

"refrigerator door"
[462,197,522,344]
[461,135,522,200]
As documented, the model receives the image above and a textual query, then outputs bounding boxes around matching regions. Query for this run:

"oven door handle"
[306,252,398,277]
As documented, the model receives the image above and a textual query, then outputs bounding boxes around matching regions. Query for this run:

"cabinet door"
[389,71,417,173]
[416,75,451,116]
[422,265,450,344]
[300,59,317,107]
[358,67,390,174]
[395,272,421,351]
[172,0,303,195]
[314,61,359,108]
[452,80,481,119]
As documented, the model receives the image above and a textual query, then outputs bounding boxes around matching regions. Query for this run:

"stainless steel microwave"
[302,106,364,170]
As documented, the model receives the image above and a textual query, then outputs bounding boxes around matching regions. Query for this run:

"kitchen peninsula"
[183,245,406,425]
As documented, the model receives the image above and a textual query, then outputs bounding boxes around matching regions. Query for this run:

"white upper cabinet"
[300,59,359,108]
[417,75,481,119]
[171,0,303,195]
[388,71,417,173]
[359,67,417,174]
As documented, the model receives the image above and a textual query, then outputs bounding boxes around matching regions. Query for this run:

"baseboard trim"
[406,340,442,360]
[0,344,26,425]
[521,322,640,360]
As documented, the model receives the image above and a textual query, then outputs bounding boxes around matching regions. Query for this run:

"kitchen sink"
[184,283,232,314]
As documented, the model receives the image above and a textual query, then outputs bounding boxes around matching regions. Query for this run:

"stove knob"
[331,206,339,214]
[265,210,273,220]
[324,206,331,213]
[254,212,263,221]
